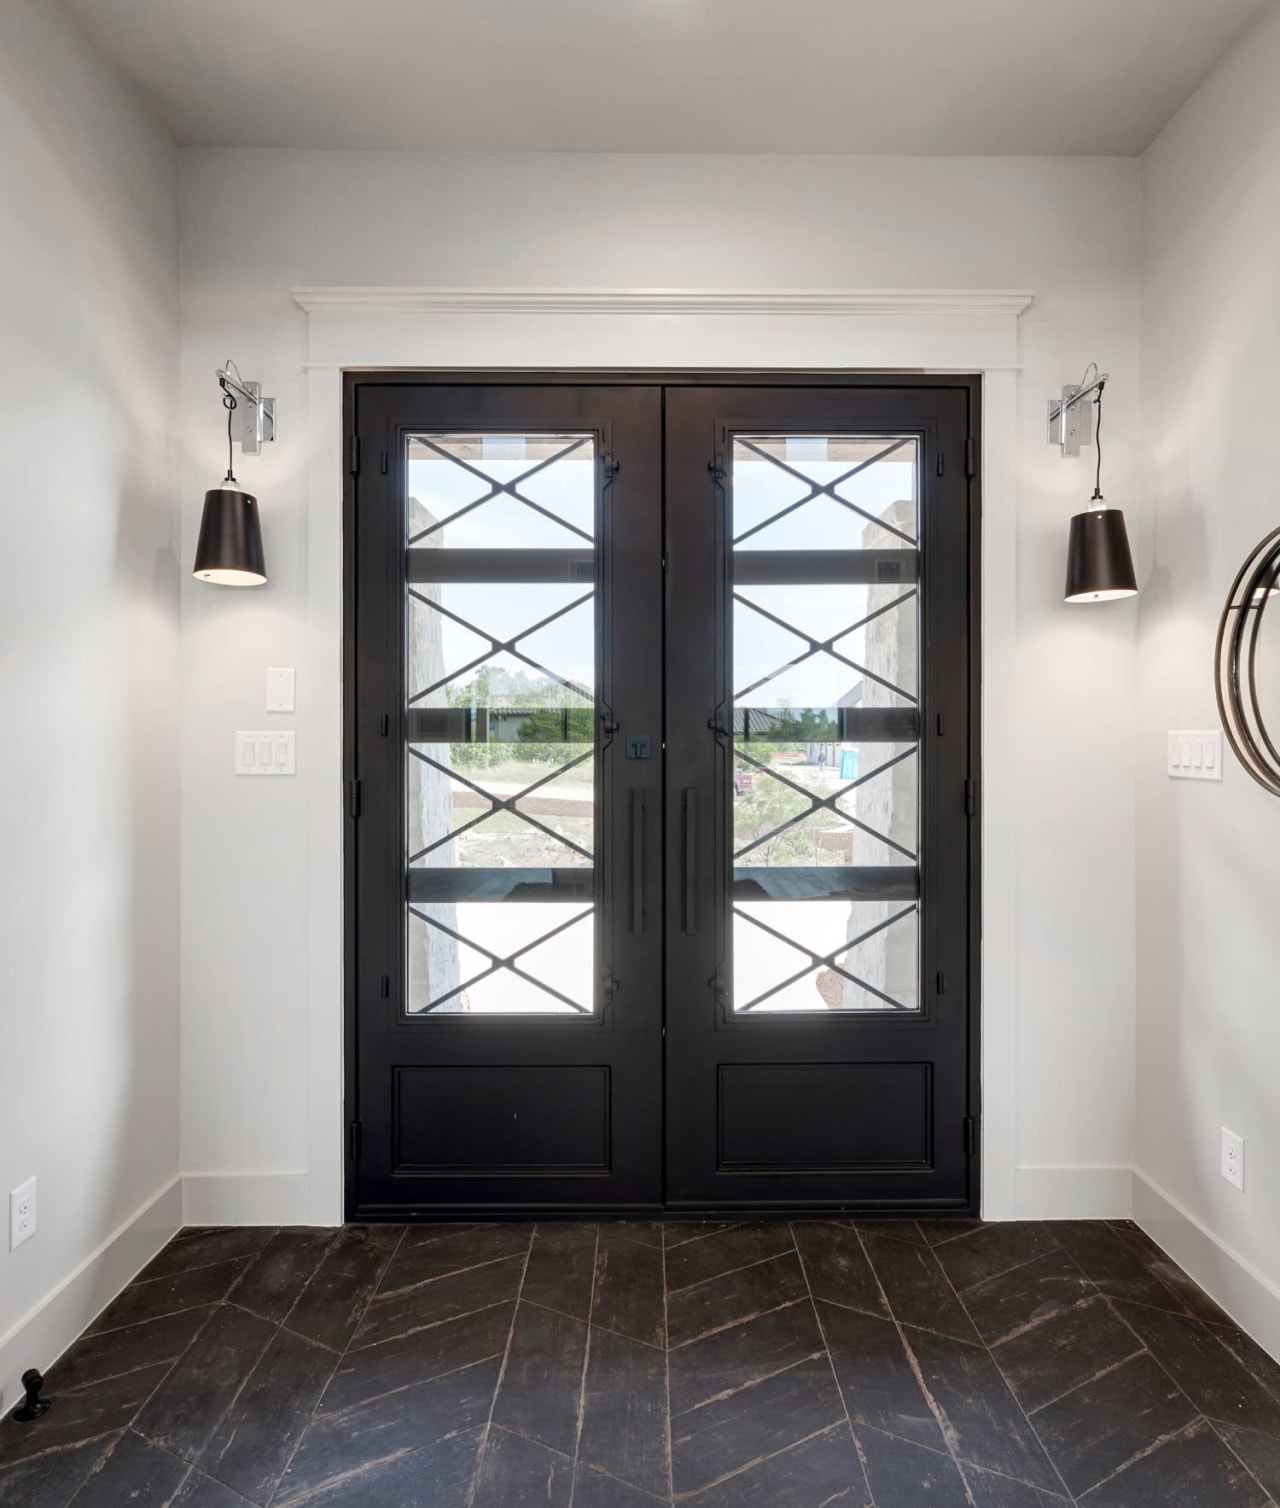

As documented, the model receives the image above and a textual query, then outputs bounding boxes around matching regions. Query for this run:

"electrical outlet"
[9,1177,36,1250]
[1222,1128,1245,1191]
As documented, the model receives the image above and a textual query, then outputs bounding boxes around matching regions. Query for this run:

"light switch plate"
[236,731,296,775]
[1168,729,1223,781]
[266,667,296,713]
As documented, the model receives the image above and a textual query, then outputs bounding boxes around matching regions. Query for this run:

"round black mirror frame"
[1215,525,1280,796]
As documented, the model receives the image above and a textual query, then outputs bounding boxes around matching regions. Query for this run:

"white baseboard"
[1011,1164,1134,1220]
[181,1171,312,1227]
[1134,1171,1280,1364]
[0,1176,182,1414]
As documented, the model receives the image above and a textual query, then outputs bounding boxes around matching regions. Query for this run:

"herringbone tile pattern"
[3,1219,1279,1506]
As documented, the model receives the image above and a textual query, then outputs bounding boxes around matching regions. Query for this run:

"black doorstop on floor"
[11,1369,50,1423]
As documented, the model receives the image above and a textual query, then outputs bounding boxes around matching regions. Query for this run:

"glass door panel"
[729,435,922,1014]
[403,432,598,1017]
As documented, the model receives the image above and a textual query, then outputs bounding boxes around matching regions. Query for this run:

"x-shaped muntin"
[732,743,918,863]
[407,584,595,709]
[408,434,595,547]
[409,901,593,1015]
[408,743,594,865]
[734,899,919,1013]
[732,435,917,549]
[733,586,918,705]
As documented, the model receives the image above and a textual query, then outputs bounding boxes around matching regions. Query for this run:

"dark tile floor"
[3,1219,1280,1507]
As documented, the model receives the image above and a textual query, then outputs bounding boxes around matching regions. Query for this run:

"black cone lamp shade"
[1062,382,1136,603]
[1064,501,1137,602]
[193,480,266,586]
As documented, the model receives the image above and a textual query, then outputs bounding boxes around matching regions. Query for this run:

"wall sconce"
[192,361,275,586]
[1047,366,1137,603]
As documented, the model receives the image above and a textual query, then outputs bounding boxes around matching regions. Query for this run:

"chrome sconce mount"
[1048,365,1107,456]
[219,360,275,455]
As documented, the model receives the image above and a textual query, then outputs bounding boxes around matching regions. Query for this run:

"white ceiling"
[68,0,1271,155]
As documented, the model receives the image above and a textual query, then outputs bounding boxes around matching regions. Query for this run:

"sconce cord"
[1092,381,1105,504]
[222,382,238,485]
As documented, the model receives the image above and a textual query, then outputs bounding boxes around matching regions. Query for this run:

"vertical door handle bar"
[683,788,697,933]
[630,789,645,934]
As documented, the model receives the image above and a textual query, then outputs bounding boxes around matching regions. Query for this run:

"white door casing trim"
[294,285,1031,1226]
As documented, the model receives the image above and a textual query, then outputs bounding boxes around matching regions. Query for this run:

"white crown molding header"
[291,286,1035,319]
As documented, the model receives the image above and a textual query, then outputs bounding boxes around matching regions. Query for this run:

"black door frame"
[342,370,983,1221]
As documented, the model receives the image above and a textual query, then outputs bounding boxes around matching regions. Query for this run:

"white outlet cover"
[10,1176,36,1250]
[1222,1128,1245,1192]
[266,667,296,713]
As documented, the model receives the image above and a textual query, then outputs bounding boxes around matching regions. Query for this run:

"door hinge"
[348,435,361,475]
[379,713,390,737]
[936,971,946,995]
[708,458,726,483]
[963,1116,977,1157]
[348,778,362,818]
[380,975,390,999]
[965,436,977,478]
[602,454,620,485]
[937,452,945,477]
[964,777,977,817]
[349,1120,363,1161]
[379,450,389,475]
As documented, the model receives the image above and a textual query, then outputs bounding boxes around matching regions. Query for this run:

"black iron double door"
[346,375,979,1219]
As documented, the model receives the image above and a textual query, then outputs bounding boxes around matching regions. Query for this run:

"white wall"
[1136,1,1280,1342]
[2,0,1274,1392]
[178,149,1141,1221]
[0,0,180,1406]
